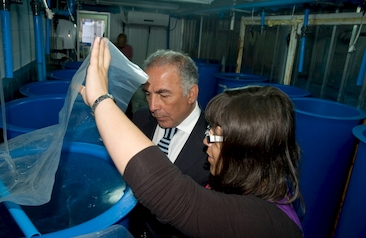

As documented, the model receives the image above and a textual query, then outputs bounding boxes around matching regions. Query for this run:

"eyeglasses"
[205,125,223,143]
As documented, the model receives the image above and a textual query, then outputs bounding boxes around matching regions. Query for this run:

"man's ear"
[188,84,199,104]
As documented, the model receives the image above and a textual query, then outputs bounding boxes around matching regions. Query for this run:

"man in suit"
[130,49,210,237]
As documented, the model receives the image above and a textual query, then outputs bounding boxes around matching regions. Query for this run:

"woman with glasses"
[80,37,303,238]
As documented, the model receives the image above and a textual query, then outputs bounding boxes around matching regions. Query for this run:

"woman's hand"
[78,36,154,175]
[80,37,111,107]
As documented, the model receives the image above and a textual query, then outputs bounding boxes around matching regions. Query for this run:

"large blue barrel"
[292,98,366,238]
[215,73,268,94]
[334,124,366,238]
[19,81,70,97]
[261,83,311,98]
[47,69,77,81]
[225,82,311,98]
[195,62,221,109]
[0,95,101,144]
[0,95,65,139]
[64,61,83,69]
[1,142,136,237]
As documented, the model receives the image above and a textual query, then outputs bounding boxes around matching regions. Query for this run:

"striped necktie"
[158,128,178,155]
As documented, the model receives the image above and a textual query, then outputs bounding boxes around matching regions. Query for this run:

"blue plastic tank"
[47,69,77,81]
[334,124,366,238]
[0,95,65,139]
[0,95,102,145]
[1,142,137,237]
[215,73,268,94]
[224,82,311,98]
[292,98,366,238]
[64,61,83,70]
[259,83,311,98]
[195,62,221,110]
[19,81,71,97]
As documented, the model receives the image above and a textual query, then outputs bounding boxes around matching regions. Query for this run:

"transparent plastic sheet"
[0,39,148,206]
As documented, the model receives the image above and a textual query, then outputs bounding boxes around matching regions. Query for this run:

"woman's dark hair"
[205,86,301,204]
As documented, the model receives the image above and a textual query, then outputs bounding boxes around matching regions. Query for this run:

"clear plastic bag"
[74,224,134,238]
[0,39,148,206]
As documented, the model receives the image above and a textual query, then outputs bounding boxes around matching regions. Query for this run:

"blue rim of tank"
[10,142,137,237]
[292,98,366,120]
[244,82,312,98]
[194,62,221,68]
[42,142,137,237]
[0,95,66,134]
[19,81,70,97]
[268,83,311,97]
[352,124,366,143]
[0,96,91,137]
[47,69,78,81]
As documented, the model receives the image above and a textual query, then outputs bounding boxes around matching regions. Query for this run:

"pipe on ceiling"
[260,9,265,34]
[298,8,310,72]
[31,0,46,81]
[88,0,179,11]
[0,0,13,78]
[0,10,13,78]
[182,0,315,15]
[356,48,366,86]
[54,0,75,21]
[45,0,51,54]
[80,3,121,13]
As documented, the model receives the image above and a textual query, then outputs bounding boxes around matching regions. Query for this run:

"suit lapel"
[174,113,207,172]
[144,114,158,140]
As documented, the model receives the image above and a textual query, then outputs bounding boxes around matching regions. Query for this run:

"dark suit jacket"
[130,106,210,238]
[132,107,210,186]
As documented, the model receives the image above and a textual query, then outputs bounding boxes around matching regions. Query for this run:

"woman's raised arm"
[79,37,154,174]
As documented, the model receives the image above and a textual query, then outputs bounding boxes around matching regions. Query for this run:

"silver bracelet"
[91,94,115,116]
